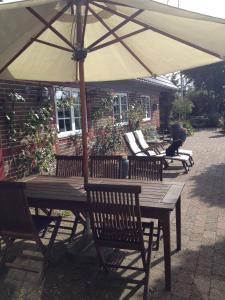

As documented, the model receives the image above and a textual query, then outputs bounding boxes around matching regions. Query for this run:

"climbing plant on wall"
[0,89,56,177]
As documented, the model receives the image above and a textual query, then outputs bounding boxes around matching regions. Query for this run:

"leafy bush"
[206,113,219,127]
[171,97,194,121]
[183,120,194,136]
[141,126,160,141]
[190,116,208,128]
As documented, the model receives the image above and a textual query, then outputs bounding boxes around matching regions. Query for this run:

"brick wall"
[0,81,161,179]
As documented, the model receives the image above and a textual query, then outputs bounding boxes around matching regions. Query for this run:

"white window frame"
[113,93,128,125]
[55,87,82,138]
[141,95,151,121]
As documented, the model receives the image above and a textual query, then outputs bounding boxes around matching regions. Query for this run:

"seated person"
[166,139,183,156]
[179,127,187,143]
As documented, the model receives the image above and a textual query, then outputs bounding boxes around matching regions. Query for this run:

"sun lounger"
[125,131,189,173]
[134,130,194,167]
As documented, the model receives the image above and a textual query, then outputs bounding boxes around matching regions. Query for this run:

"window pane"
[121,112,128,122]
[55,88,81,134]
[64,108,71,118]
[72,92,80,104]
[58,109,64,119]
[113,105,119,115]
[141,96,151,118]
[75,118,81,130]
[121,96,127,105]
[113,96,119,105]
[74,105,80,118]
[114,114,120,123]
[55,90,63,100]
[58,119,65,132]
[121,104,127,111]
[65,119,72,131]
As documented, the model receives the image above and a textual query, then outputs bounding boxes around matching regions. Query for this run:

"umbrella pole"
[75,0,89,185]
[78,60,89,185]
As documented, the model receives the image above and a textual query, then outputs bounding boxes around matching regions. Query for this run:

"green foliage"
[91,119,124,155]
[127,101,145,131]
[183,62,225,129]
[141,126,159,141]
[188,89,217,116]
[1,91,56,176]
[0,91,25,143]
[91,96,146,155]
[18,104,57,174]
[218,112,225,131]
[171,97,194,121]
[207,113,219,127]
[56,91,77,109]
[182,120,194,136]
[91,96,123,155]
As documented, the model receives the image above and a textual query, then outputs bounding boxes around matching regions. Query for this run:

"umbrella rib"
[90,0,133,8]
[82,3,89,47]
[89,28,148,52]
[33,39,73,53]
[87,8,144,50]
[0,2,72,75]
[92,1,223,60]
[89,6,153,75]
[27,7,75,51]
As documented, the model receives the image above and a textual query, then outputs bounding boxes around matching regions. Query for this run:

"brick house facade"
[0,77,176,180]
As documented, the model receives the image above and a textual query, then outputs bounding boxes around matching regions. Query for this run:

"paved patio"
[0,129,225,300]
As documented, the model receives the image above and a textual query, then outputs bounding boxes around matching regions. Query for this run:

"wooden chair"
[90,156,123,179]
[85,183,154,300]
[0,181,61,274]
[55,155,83,177]
[128,156,163,250]
[128,156,163,181]
[55,155,86,241]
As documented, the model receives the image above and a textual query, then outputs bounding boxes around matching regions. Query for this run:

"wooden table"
[21,175,184,291]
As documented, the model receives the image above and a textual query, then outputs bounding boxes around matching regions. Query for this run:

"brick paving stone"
[193,275,211,295]
[211,275,225,292]
[209,288,225,300]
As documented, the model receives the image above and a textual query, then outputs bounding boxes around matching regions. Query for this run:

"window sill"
[142,118,151,122]
[58,130,82,139]
[114,121,128,127]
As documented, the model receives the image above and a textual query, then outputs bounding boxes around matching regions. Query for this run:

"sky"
[155,0,225,19]
[1,0,225,19]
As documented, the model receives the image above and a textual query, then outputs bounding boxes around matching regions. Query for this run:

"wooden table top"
[20,176,184,213]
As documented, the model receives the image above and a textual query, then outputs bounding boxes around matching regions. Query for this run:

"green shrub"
[183,120,194,136]
[206,113,219,127]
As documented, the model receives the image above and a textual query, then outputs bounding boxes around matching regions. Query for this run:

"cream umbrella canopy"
[1,0,225,183]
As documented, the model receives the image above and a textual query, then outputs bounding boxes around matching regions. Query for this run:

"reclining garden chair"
[0,181,61,275]
[124,132,189,173]
[134,129,194,166]
[85,183,154,300]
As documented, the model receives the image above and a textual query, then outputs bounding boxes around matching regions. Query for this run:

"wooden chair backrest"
[55,155,83,177]
[128,156,163,181]
[0,181,36,236]
[90,156,123,179]
[85,184,143,248]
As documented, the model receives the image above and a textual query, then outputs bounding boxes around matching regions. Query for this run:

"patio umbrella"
[1,0,225,183]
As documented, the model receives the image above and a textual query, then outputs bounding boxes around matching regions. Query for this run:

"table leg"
[162,213,171,291]
[176,196,181,251]
[85,216,92,236]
